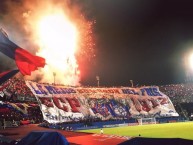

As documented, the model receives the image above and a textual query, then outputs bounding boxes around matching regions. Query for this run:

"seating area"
[160,83,193,119]
[0,77,193,130]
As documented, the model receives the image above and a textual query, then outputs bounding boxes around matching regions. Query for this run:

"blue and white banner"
[26,81,179,123]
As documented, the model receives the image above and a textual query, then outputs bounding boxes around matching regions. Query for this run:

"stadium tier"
[0,78,180,127]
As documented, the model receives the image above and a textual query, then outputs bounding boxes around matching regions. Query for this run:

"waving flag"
[0,28,45,75]
[0,69,19,85]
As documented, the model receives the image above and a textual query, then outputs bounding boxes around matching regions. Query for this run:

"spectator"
[100,128,103,134]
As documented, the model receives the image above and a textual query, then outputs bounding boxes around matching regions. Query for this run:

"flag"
[0,28,45,75]
[0,70,19,85]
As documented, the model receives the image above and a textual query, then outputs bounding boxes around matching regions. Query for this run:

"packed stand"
[159,83,193,119]
[0,78,43,129]
[1,77,193,129]
[1,78,36,102]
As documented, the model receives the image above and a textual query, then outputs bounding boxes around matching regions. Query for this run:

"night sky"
[1,0,193,87]
[82,0,193,87]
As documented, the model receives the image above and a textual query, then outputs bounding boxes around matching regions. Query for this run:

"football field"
[79,121,193,140]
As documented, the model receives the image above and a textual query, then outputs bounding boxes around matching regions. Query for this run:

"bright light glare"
[189,53,193,70]
[23,2,94,86]
[34,12,80,85]
[38,13,77,57]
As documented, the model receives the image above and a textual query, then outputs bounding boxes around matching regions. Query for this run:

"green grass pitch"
[79,122,193,140]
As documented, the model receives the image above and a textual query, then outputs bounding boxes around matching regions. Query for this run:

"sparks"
[23,1,95,85]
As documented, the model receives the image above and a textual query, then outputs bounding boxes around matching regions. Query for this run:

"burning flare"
[24,7,83,86]
[21,1,95,86]
[36,12,80,85]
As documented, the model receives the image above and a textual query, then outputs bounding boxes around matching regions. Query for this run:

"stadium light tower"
[53,72,56,85]
[130,80,134,87]
[96,76,100,87]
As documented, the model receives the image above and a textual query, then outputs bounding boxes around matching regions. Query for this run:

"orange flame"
[23,3,91,86]
[21,0,95,86]
[36,11,80,85]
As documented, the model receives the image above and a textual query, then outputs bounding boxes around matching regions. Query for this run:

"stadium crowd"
[1,78,36,102]
[159,83,193,104]
[0,78,42,128]
[159,83,193,119]
[1,77,193,129]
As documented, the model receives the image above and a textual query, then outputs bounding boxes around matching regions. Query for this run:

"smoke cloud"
[0,0,95,86]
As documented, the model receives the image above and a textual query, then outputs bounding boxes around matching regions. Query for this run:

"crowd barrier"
[46,120,132,130]
[0,121,20,129]
[44,117,187,131]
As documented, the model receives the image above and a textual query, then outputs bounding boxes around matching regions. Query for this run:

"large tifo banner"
[26,81,179,123]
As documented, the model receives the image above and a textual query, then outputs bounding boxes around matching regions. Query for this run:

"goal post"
[137,118,156,125]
